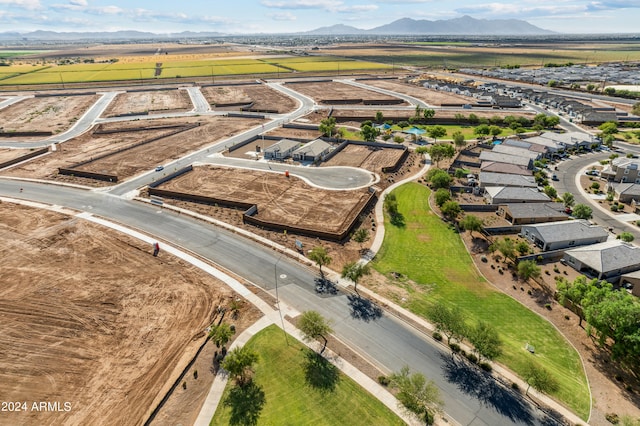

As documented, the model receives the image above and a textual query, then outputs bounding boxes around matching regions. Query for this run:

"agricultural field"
[102,89,193,117]
[0,94,99,135]
[0,201,235,426]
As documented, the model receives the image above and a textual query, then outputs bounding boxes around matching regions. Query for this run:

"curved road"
[0,179,561,426]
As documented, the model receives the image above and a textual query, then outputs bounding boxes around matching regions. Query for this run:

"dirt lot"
[323,143,406,172]
[0,148,38,166]
[283,81,408,105]
[0,201,262,426]
[201,84,298,113]
[0,94,99,134]
[362,78,476,105]
[1,116,265,186]
[102,89,192,117]
[156,165,371,235]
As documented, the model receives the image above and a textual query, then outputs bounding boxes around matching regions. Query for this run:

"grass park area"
[211,325,404,426]
[372,183,590,420]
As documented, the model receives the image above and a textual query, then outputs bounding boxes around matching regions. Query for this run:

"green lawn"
[211,325,404,426]
[391,124,528,140]
[372,183,590,420]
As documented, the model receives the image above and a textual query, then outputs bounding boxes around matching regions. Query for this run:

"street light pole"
[274,255,289,346]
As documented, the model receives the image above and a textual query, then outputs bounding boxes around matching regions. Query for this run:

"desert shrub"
[511,382,520,392]
[378,375,390,386]
[479,362,493,372]
[465,352,478,364]
[432,331,443,341]
[449,343,461,353]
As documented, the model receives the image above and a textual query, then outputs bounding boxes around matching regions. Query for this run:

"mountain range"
[0,16,553,41]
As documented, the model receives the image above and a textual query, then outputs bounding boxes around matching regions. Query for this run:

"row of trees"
[556,276,640,363]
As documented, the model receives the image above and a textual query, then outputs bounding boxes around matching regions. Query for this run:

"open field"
[1,116,264,185]
[201,83,298,113]
[0,94,99,134]
[330,107,534,123]
[362,78,476,105]
[102,89,193,117]
[155,165,372,235]
[0,201,236,426]
[323,143,406,171]
[284,81,407,105]
[0,148,39,166]
[371,183,590,419]
[318,42,640,68]
[211,325,404,426]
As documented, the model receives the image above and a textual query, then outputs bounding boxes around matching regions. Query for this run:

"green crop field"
[211,325,404,426]
[0,50,49,58]
[373,183,591,420]
[158,63,287,78]
[283,60,392,72]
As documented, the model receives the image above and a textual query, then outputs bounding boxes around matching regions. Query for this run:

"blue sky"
[0,0,639,34]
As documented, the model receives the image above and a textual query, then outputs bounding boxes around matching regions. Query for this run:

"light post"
[274,255,289,346]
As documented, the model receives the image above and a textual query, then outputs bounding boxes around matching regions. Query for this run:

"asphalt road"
[0,179,560,426]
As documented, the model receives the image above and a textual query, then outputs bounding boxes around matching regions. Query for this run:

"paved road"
[338,79,433,108]
[201,156,376,190]
[0,179,560,426]
[184,87,211,113]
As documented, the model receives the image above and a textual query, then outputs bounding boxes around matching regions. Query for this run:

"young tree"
[522,361,559,396]
[544,116,560,128]
[599,121,618,137]
[468,321,503,362]
[516,240,531,256]
[360,124,379,142]
[308,246,332,278]
[384,192,399,217]
[434,188,451,207]
[389,366,443,425]
[543,185,557,199]
[517,259,541,281]
[352,228,370,251]
[489,237,516,263]
[468,113,479,125]
[298,310,333,354]
[489,125,502,137]
[423,108,435,120]
[209,323,235,349]
[474,124,490,139]
[427,126,447,143]
[572,204,593,219]
[452,131,466,150]
[341,261,371,294]
[414,104,423,119]
[426,168,452,189]
[428,304,467,345]
[617,232,635,243]
[440,201,461,221]
[319,117,336,137]
[459,214,483,239]
[222,345,259,386]
[561,192,575,208]
[375,110,384,124]
[427,143,455,167]
[632,102,640,116]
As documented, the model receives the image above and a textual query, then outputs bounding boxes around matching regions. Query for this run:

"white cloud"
[268,12,297,21]
[336,4,378,13]
[69,0,87,6]
[260,0,343,10]
[0,0,41,10]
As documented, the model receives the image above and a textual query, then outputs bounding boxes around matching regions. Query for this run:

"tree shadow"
[441,354,536,425]
[390,212,406,228]
[302,349,340,394]
[223,381,266,426]
[347,294,383,322]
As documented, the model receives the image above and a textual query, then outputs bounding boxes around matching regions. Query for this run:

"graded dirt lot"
[2,116,265,186]
[155,165,371,235]
[323,143,406,171]
[0,201,243,426]
[284,81,408,105]
[362,78,476,105]
[0,148,37,166]
[0,94,99,134]
[102,89,192,117]
[201,83,298,113]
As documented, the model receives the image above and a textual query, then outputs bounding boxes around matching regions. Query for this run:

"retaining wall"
[149,165,194,188]
[58,168,118,182]
[0,147,49,169]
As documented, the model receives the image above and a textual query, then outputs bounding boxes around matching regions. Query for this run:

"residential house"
[620,271,640,297]
[484,186,551,204]
[478,151,533,169]
[498,202,568,225]
[522,136,564,155]
[502,139,548,154]
[520,219,608,251]
[480,162,532,176]
[264,139,302,160]
[563,240,640,282]
[292,139,332,162]
[478,172,537,189]
[539,131,596,150]
[491,144,541,161]
[601,157,640,183]
[607,182,640,204]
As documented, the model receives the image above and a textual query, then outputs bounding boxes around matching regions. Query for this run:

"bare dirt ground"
[283,81,408,105]
[201,84,298,113]
[102,89,192,117]
[322,144,406,172]
[0,94,99,134]
[1,116,265,186]
[0,201,258,426]
[330,107,534,122]
[156,165,371,235]
[0,148,35,165]
[362,78,476,105]
[262,126,322,141]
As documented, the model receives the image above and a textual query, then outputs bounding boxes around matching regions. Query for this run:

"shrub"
[449,343,461,353]
[480,255,488,263]
[605,413,619,424]
[393,135,404,143]
[611,204,619,212]
[553,266,560,273]
[378,375,390,386]
[565,315,570,320]
[480,362,493,372]
[465,352,478,364]
[432,331,443,341]
[511,382,520,392]
[545,303,552,310]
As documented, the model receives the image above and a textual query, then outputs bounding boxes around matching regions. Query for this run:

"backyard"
[210,325,404,426]
[372,182,590,420]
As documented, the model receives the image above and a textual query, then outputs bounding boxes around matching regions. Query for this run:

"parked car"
[586,170,599,176]
[552,174,559,181]
[155,165,164,172]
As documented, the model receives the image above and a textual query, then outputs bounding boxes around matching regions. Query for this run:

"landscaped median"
[210,325,405,426]
[372,182,591,420]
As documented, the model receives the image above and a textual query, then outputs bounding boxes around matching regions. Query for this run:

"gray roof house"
[264,139,302,160]
[520,219,609,251]
[491,144,541,161]
[522,136,563,153]
[499,202,568,225]
[502,138,548,154]
[480,162,532,175]
[563,240,640,282]
[608,182,640,204]
[479,172,537,188]
[292,139,332,162]
[484,186,551,204]
[479,151,533,169]
[539,131,596,149]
